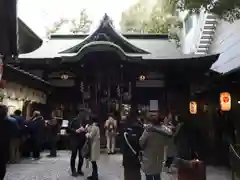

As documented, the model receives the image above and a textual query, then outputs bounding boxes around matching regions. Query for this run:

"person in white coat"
[104,114,117,154]
[86,117,100,180]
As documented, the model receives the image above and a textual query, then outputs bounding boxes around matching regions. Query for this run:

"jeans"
[146,174,161,180]
[70,143,84,173]
[49,135,57,157]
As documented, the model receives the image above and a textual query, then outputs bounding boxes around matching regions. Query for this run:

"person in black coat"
[121,111,143,180]
[46,116,61,157]
[68,109,87,177]
[0,105,19,180]
[28,111,45,160]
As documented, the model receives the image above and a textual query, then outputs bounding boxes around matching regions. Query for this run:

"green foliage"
[120,0,181,33]
[120,0,182,46]
[120,2,148,33]
[178,0,240,22]
[70,9,92,34]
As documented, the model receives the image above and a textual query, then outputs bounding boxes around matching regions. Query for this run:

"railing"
[229,144,240,180]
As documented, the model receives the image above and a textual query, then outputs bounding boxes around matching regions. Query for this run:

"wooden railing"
[229,144,240,180]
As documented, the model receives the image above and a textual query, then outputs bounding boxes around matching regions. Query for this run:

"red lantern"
[220,92,231,111]
[189,101,197,114]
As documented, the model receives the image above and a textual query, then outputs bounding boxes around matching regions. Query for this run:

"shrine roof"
[19,14,182,60]
[18,18,43,54]
[19,34,182,59]
[18,14,220,73]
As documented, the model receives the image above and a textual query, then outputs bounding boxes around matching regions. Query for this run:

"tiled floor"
[4,151,232,180]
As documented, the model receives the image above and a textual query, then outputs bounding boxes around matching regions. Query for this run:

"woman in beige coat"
[86,117,100,180]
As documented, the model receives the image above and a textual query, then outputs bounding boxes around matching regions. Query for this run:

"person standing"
[28,111,45,160]
[0,105,19,180]
[86,116,100,180]
[104,114,117,154]
[139,115,170,180]
[46,116,60,157]
[121,111,143,180]
[8,115,20,163]
[10,110,24,162]
[68,110,87,177]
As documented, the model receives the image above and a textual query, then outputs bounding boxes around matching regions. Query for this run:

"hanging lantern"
[189,101,197,114]
[139,75,146,81]
[220,92,231,111]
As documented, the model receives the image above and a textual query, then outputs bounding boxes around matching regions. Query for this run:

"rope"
[230,144,240,160]
[123,132,137,155]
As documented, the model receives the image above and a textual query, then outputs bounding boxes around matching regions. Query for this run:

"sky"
[18,0,138,38]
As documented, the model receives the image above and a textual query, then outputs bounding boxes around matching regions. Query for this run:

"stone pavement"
[4,151,232,180]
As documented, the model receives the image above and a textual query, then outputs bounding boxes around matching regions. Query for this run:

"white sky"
[18,0,138,38]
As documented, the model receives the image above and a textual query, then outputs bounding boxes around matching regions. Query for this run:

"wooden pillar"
[0,0,17,58]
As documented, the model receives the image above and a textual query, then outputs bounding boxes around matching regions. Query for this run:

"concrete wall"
[179,11,200,54]
[210,20,240,74]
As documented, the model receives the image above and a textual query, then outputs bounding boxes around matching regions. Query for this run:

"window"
[184,14,193,35]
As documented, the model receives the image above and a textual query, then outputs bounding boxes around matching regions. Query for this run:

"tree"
[70,9,92,34]
[120,0,182,46]
[120,1,148,33]
[178,0,240,22]
[46,18,68,37]
[120,0,181,34]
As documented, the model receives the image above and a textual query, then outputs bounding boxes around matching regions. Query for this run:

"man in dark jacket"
[68,109,87,177]
[10,109,24,162]
[28,111,45,160]
[46,116,60,157]
[0,105,19,179]
[121,112,143,180]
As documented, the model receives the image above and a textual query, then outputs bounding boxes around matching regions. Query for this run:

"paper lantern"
[189,101,197,114]
[220,92,231,111]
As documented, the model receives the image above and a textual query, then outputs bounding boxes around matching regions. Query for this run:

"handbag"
[81,139,91,159]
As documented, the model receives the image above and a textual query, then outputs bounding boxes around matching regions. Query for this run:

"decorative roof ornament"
[101,13,113,28]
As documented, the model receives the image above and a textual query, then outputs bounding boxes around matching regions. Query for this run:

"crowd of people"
[0,104,204,180]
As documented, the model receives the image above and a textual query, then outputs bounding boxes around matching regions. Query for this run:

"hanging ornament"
[117,85,121,97]
[80,82,84,93]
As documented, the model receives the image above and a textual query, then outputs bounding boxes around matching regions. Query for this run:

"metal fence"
[229,144,240,180]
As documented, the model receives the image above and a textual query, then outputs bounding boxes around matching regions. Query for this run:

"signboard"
[220,92,231,111]
[61,120,69,127]
[150,100,158,111]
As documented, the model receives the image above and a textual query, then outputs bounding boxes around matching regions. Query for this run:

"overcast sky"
[18,0,138,38]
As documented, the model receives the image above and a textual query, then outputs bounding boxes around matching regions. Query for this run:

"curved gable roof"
[60,14,149,54]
